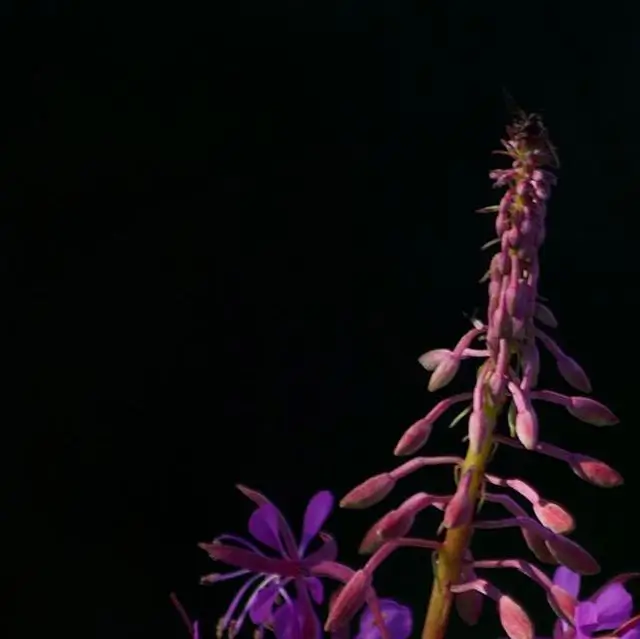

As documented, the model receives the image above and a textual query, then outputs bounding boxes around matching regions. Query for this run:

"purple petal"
[591,583,633,630]
[273,598,322,639]
[553,566,581,597]
[622,630,640,639]
[299,491,335,555]
[237,485,299,557]
[304,576,325,604]
[273,600,302,639]
[249,582,282,624]
[250,504,286,553]
[355,599,413,639]
[575,601,600,633]
[295,577,322,638]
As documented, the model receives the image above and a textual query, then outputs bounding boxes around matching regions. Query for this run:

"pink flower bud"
[377,508,416,542]
[394,417,433,456]
[324,570,371,632]
[533,501,574,535]
[428,354,460,392]
[515,408,538,450]
[393,393,472,456]
[567,396,619,426]
[359,493,439,553]
[359,513,393,554]
[556,355,592,393]
[545,534,600,575]
[570,455,623,488]
[498,594,534,639]
[418,348,451,371]
[340,473,396,509]
[442,470,473,530]
[534,329,592,393]
[450,579,534,639]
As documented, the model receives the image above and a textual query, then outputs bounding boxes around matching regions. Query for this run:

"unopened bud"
[532,501,574,534]
[394,417,433,456]
[567,396,618,426]
[498,594,535,639]
[340,473,396,509]
[428,355,460,392]
[545,534,600,575]
[515,408,538,450]
[556,354,592,393]
[570,455,623,488]
[324,570,371,632]
[377,508,415,542]
[418,348,451,371]
[442,471,473,530]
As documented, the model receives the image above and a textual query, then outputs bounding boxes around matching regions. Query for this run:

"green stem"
[420,405,500,639]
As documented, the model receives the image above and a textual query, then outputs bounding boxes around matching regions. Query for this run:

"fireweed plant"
[171,113,640,639]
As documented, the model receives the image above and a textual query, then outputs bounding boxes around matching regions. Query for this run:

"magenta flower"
[197,486,412,639]
[199,486,337,638]
[550,567,640,639]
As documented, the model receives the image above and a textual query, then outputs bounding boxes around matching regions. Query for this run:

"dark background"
[3,2,639,638]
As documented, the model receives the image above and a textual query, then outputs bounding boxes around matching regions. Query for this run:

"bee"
[501,88,560,168]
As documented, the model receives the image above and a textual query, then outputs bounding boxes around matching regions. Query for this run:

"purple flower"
[198,486,413,639]
[199,487,337,638]
[550,566,640,639]
[355,599,412,639]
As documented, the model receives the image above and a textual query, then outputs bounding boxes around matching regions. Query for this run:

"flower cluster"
[172,112,639,639]
[326,113,638,638]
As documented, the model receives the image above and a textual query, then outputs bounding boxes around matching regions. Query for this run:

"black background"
[3,2,639,638]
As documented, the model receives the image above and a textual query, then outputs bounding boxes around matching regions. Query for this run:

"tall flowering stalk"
[333,112,639,639]
[174,111,640,638]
